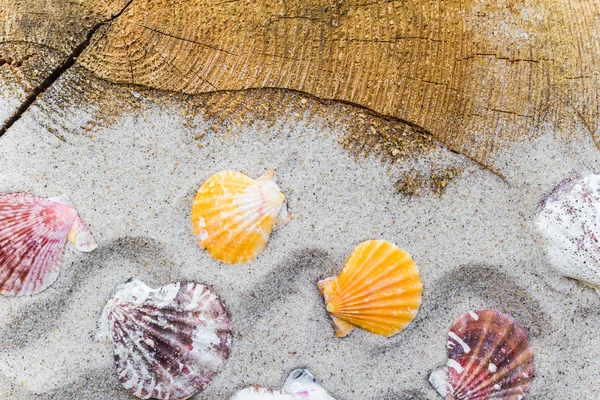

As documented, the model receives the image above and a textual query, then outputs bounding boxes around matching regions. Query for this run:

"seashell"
[536,172,600,293]
[231,369,336,399]
[0,193,97,296]
[429,309,535,400]
[191,170,292,264]
[317,240,422,338]
[100,279,232,400]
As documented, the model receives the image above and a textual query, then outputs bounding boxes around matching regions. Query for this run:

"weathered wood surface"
[1,0,599,169]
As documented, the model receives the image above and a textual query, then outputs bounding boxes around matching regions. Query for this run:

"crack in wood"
[137,24,237,56]
[0,0,135,137]
[456,53,550,64]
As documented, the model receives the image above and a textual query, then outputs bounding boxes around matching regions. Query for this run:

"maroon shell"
[102,279,232,400]
[443,309,535,400]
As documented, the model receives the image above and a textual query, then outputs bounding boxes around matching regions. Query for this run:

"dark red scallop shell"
[430,309,535,400]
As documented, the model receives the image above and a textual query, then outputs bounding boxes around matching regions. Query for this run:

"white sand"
[0,69,599,400]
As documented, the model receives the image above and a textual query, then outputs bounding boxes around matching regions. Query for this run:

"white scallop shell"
[536,172,600,292]
[231,369,335,400]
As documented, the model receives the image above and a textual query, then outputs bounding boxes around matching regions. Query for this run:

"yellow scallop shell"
[318,240,422,337]
[191,170,291,264]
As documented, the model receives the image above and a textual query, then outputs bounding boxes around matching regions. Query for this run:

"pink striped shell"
[429,309,535,400]
[100,279,232,400]
[0,193,97,296]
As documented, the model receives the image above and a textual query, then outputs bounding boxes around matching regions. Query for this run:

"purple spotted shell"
[101,279,232,400]
[429,309,535,400]
[536,172,600,291]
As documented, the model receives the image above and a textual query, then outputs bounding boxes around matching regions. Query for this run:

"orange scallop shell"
[191,170,291,264]
[318,240,422,337]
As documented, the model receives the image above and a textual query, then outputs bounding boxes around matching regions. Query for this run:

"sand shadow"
[232,247,334,323]
[420,264,549,336]
[0,236,175,349]
[37,367,130,400]
[380,389,429,400]
[373,264,551,357]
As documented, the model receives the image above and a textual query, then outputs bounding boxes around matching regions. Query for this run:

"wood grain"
[1,0,599,166]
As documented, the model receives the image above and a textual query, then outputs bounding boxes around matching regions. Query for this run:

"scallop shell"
[0,193,97,296]
[317,240,422,338]
[191,170,292,264]
[429,309,535,400]
[100,279,232,400]
[536,172,600,292]
[231,369,335,399]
